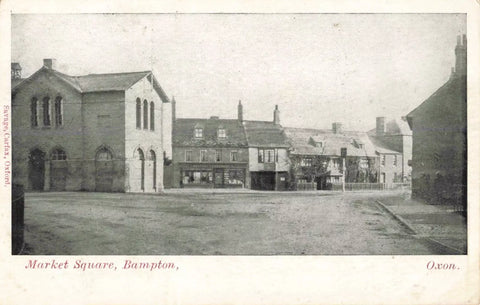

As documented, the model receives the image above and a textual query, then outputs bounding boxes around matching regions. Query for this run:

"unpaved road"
[21,190,452,255]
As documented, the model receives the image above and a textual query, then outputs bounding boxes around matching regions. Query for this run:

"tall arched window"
[150,150,156,189]
[54,96,63,126]
[31,97,38,127]
[136,98,141,129]
[96,147,113,160]
[42,97,51,126]
[143,100,148,129]
[150,102,155,131]
[137,148,145,190]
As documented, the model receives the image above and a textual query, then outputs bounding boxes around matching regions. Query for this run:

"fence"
[331,182,411,191]
[296,182,317,191]
[12,184,24,255]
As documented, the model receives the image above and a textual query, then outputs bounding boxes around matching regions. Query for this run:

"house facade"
[406,35,467,208]
[171,102,249,188]
[11,59,170,193]
[368,117,412,182]
[284,122,402,189]
[244,105,290,191]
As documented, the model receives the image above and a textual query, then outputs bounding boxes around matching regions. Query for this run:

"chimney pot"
[43,58,57,69]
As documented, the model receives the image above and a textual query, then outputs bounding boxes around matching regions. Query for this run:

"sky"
[11,14,466,131]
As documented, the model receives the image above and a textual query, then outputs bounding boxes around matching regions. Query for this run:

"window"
[136,98,141,129]
[358,144,364,149]
[231,151,238,162]
[143,100,148,129]
[150,102,155,131]
[301,157,312,167]
[215,150,222,162]
[333,159,341,168]
[54,97,63,126]
[359,159,369,169]
[185,150,193,162]
[42,97,51,126]
[96,147,113,160]
[200,150,207,162]
[182,170,213,184]
[275,149,279,162]
[258,149,264,163]
[194,128,203,138]
[381,155,386,166]
[218,128,226,138]
[51,148,67,160]
[265,149,275,163]
[31,98,38,127]
[393,155,398,166]
[227,169,244,185]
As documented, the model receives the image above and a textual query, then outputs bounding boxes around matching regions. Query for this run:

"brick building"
[11,59,170,193]
[406,35,467,208]
[171,100,249,188]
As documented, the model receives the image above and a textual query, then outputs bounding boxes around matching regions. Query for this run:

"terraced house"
[284,122,403,190]
[11,59,170,193]
[171,100,249,188]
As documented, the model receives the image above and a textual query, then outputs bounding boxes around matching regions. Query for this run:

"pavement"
[376,193,467,254]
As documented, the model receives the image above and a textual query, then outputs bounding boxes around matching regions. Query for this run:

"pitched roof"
[244,121,289,148]
[367,136,402,154]
[284,127,379,157]
[12,67,169,102]
[173,118,247,147]
[406,75,466,128]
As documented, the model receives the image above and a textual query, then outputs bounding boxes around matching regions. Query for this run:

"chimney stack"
[332,122,342,134]
[454,34,467,77]
[43,58,57,70]
[273,105,280,125]
[11,62,22,79]
[376,117,386,136]
[238,100,243,122]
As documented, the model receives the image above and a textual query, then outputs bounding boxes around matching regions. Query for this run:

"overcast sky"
[12,14,466,131]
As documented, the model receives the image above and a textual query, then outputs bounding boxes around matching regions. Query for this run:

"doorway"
[28,149,45,190]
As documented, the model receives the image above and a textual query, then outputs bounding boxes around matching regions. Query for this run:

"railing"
[332,182,411,191]
[296,182,317,191]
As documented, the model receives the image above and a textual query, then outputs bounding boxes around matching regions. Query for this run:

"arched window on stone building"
[136,98,141,129]
[42,97,51,126]
[31,97,39,127]
[150,102,155,131]
[143,100,148,130]
[54,96,63,126]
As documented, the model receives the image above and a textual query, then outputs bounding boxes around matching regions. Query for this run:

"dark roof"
[284,127,380,157]
[173,118,247,147]
[406,75,466,128]
[368,135,402,154]
[11,78,25,88]
[12,67,170,103]
[244,121,289,148]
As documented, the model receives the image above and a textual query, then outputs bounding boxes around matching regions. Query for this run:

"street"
[21,190,462,255]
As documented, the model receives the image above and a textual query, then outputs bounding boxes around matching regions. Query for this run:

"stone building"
[11,59,170,193]
[284,122,403,189]
[406,35,467,208]
[244,105,290,191]
[171,100,249,188]
[368,116,412,182]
